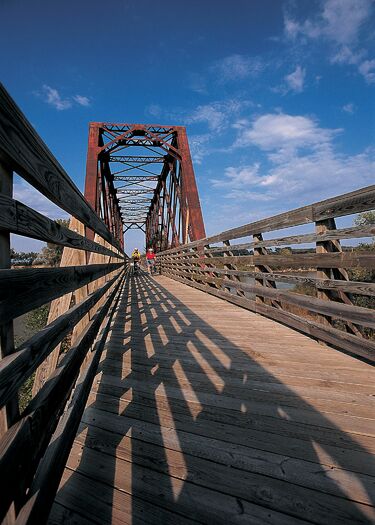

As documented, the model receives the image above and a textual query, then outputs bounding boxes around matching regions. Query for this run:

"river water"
[230,271,316,299]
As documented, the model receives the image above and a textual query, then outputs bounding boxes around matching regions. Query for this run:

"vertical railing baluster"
[222,240,244,296]
[315,218,362,336]
[0,161,19,524]
[0,162,19,437]
[253,233,280,308]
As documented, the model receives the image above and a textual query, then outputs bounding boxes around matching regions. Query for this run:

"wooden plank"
[0,272,122,410]
[204,224,375,253]
[32,217,88,396]
[94,374,375,437]
[0,161,18,524]
[172,252,375,269]
[51,275,374,524]
[0,162,18,440]
[89,390,375,476]
[99,359,374,403]
[160,266,375,296]
[163,273,375,361]
[64,432,374,524]
[76,412,375,506]
[0,263,123,324]
[0,84,121,250]
[51,469,211,525]
[0,194,123,257]
[101,352,373,386]
[8,277,124,525]
[64,442,311,525]
[218,279,375,329]
[160,184,375,249]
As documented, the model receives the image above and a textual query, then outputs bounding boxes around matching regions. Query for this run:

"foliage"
[10,249,39,266]
[354,210,375,227]
[25,304,50,331]
[18,304,50,412]
[40,218,70,266]
[293,281,316,297]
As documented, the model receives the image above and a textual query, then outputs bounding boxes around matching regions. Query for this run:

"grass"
[18,304,49,412]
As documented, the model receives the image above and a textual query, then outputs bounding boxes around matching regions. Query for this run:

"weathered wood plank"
[12,277,124,525]
[0,84,121,250]
[32,217,88,396]
[0,272,123,411]
[160,185,375,249]
[0,263,123,324]
[203,224,375,253]
[53,275,374,525]
[77,412,375,506]
[0,195,123,257]
[64,427,374,524]
[164,273,375,361]
[165,252,375,269]
[160,265,375,296]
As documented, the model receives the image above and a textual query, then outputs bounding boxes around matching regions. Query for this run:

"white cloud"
[358,59,375,83]
[187,100,246,132]
[258,148,375,203]
[285,0,372,45]
[188,134,211,165]
[211,164,261,188]
[330,45,365,65]
[73,94,91,107]
[13,177,68,219]
[321,0,372,45]
[211,165,277,200]
[214,111,374,210]
[212,148,375,207]
[284,0,374,81]
[146,104,162,117]
[42,85,72,110]
[342,103,356,113]
[211,54,266,82]
[38,85,91,110]
[285,65,306,93]
[235,113,338,151]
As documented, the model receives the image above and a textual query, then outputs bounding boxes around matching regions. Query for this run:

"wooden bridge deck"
[49,274,375,525]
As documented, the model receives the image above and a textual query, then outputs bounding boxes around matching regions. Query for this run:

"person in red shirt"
[146,248,156,275]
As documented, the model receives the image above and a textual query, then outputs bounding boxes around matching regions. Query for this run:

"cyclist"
[131,248,141,274]
[146,248,156,275]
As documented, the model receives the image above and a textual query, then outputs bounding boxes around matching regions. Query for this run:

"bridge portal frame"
[85,122,206,252]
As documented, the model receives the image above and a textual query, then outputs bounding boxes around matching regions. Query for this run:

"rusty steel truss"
[84,123,206,252]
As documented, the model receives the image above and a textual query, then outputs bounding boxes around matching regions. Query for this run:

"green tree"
[40,218,70,266]
[354,210,375,227]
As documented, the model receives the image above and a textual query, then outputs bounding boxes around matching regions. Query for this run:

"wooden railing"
[158,185,375,363]
[0,85,127,523]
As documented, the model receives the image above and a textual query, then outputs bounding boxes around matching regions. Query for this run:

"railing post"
[253,233,279,307]
[0,161,19,436]
[315,218,362,336]
[222,240,244,296]
[32,218,87,395]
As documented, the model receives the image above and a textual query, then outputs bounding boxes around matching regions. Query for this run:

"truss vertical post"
[177,127,206,243]
[84,124,101,242]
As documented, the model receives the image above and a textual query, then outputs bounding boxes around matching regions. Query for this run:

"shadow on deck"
[49,274,375,524]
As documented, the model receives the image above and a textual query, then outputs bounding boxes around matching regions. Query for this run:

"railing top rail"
[0,83,123,252]
[159,183,375,255]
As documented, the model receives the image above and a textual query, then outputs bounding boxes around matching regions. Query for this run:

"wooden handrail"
[158,186,375,363]
[0,86,127,523]
[0,195,123,258]
[0,84,121,251]
[0,263,124,323]
[160,184,375,254]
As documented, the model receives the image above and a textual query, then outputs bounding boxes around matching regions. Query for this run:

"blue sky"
[1,0,374,252]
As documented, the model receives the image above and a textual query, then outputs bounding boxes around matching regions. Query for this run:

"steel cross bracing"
[84,123,206,252]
